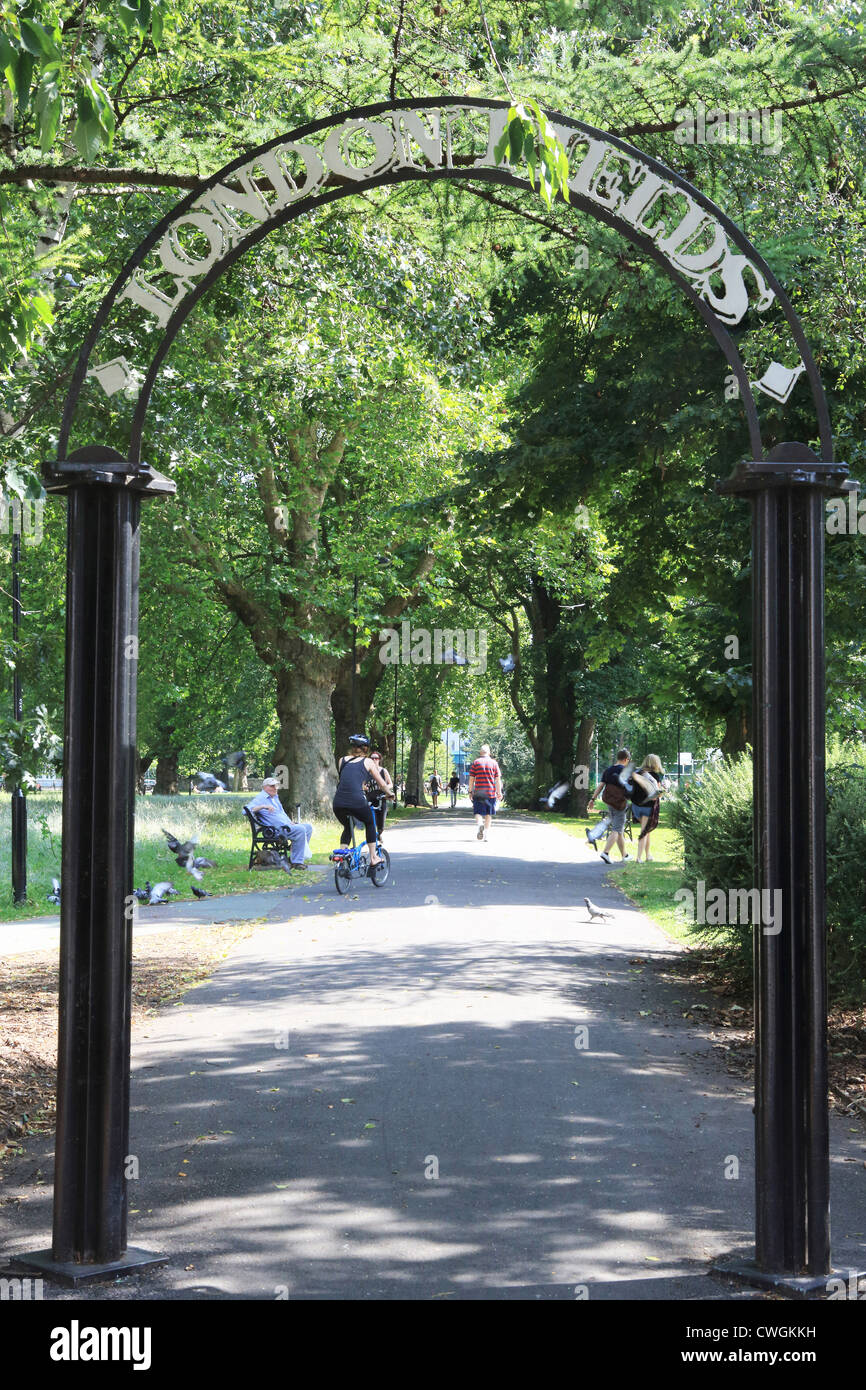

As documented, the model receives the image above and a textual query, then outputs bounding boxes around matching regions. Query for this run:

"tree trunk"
[405,725,432,805]
[572,714,596,816]
[136,752,153,795]
[368,720,396,772]
[331,648,390,760]
[273,664,337,819]
[721,705,750,758]
[154,751,179,795]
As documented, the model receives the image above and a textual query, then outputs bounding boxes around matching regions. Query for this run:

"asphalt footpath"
[2,810,864,1301]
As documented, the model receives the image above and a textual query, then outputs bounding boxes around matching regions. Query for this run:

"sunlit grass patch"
[0,792,343,921]
[530,807,691,942]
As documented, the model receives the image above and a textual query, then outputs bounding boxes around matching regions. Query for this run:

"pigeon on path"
[191,884,213,899]
[584,896,614,922]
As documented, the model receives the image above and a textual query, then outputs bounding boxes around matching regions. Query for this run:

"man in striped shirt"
[468,744,502,842]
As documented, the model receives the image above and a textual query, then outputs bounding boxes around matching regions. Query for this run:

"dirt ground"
[0,919,261,1169]
[655,946,866,1128]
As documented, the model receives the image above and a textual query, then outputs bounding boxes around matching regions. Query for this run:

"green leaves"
[34,63,62,151]
[18,16,60,63]
[0,705,63,794]
[493,99,571,210]
[0,0,167,166]
[117,0,166,45]
[72,77,116,163]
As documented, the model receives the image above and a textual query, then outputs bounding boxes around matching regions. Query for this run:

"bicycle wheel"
[334,858,353,894]
[370,847,390,887]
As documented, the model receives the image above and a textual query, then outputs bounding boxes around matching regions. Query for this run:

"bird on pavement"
[149,881,178,905]
[191,884,213,899]
[133,882,152,902]
[47,877,61,905]
[584,896,614,922]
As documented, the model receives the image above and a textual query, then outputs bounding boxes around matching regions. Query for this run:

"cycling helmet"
[348,733,370,749]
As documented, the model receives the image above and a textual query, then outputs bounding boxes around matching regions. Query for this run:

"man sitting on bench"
[246,777,313,871]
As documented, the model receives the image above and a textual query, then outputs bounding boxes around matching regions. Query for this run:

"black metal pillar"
[11,527,26,903]
[13,448,173,1286]
[716,445,863,1294]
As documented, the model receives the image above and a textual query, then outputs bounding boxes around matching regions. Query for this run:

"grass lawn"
[534,804,692,942]
[0,792,415,921]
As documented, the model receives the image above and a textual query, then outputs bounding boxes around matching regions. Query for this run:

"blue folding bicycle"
[329,794,391,893]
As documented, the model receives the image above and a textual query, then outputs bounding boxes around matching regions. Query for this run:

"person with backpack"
[586,748,632,865]
[428,770,442,808]
[631,754,665,862]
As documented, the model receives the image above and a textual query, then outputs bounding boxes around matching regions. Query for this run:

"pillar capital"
[718,460,854,496]
[43,445,175,497]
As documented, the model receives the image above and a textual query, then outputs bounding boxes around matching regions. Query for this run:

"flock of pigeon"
[46,828,218,908]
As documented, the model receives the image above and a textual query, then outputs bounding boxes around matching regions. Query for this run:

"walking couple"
[586,748,665,864]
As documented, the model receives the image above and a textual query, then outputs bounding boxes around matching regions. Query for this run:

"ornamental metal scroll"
[59,96,833,466]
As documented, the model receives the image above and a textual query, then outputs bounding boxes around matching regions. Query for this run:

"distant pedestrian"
[468,743,502,842]
[586,749,632,865]
[448,772,460,808]
[632,754,665,862]
[429,770,442,808]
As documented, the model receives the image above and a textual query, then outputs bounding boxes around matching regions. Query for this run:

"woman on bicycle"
[365,749,393,840]
[333,734,394,866]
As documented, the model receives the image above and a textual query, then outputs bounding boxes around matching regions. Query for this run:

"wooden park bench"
[243,805,289,870]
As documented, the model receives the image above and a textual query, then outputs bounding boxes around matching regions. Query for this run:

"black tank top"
[335,756,369,801]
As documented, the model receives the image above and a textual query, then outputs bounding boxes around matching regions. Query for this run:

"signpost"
[11,96,853,1293]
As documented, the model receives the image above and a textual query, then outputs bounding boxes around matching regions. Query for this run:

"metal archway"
[15,97,857,1294]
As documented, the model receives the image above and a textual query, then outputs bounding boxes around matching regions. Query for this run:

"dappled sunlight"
[6,812,863,1301]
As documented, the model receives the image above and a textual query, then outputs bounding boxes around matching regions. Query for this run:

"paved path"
[0,886,323,958]
[2,810,864,1300]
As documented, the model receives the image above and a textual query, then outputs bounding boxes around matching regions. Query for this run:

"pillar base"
[10,1246,168,1287]
[712,1256,866,1299]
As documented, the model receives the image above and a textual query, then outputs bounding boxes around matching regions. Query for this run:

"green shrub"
[502,768,540,810]
[672,757,754,975]
[826,763,866,997]
[672,748,866,996]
